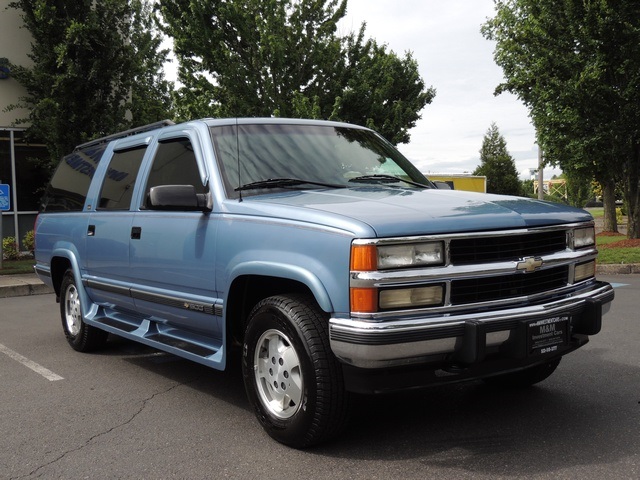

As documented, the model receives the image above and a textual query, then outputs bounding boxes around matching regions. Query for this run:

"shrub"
[2,236,19,260]
[22,230,35,255]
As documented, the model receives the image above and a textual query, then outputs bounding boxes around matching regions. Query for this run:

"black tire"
[483,357,561,388]
[60,269,108,352]
[242,294,350,448]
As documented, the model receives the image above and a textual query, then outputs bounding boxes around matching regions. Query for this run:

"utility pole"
[537,146,544,200]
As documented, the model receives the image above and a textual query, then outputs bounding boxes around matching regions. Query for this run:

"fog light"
[574,261,596,282]
[379,285,444,309]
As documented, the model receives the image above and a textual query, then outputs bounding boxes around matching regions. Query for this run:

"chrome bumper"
[329,281,614,368]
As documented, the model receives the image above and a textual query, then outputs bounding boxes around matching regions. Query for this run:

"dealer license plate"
[528,316,569,356]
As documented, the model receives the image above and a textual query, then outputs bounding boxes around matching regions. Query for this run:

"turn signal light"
[350,244,378,271]
[350,287,378,313]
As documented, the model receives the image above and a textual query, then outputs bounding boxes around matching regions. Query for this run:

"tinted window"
[97,146,147,210]
[210,123,430,198]
[41,144,108,212]
[144,138,206,205]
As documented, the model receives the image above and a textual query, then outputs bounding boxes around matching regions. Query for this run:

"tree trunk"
[626,141,640,239]
[602,177,618,233]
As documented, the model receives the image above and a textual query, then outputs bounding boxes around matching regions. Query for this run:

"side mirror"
[433,181,452,190]
[148,185,211,211]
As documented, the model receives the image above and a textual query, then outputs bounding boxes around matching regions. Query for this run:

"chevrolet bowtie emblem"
[516,256,543,273]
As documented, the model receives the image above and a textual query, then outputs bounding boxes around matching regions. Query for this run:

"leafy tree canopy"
[9,0,173,166]
[483,0,640,237]
[473,123,521,196]
[158,0,434,144]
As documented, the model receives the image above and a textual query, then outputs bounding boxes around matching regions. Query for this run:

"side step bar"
[86,307,225,369]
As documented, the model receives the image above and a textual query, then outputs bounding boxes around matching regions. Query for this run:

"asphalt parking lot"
[0,275,638,479]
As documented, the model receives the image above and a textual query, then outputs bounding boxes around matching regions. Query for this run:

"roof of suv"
[74,117,370,152]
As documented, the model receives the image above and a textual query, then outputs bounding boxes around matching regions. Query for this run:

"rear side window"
[143,138,206,206]
[97,146,147,210]
[41,144,107,212]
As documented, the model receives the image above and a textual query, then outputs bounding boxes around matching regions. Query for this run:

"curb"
[0,274,54,299]
[596,263,640,275]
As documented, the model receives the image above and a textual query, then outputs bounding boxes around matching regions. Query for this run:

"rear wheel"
[242,294,350,448]
[60,269,108,352]
[483,358,561,388]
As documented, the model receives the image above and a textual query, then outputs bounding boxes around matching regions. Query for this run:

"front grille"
[450,266,569,305]
[449,230,567,265]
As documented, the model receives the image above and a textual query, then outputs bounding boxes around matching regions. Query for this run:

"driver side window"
[144,137,207,207]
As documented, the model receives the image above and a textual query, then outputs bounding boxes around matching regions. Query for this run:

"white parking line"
[0,343,64,382]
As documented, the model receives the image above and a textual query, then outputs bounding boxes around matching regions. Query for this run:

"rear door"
[84,141,149,310]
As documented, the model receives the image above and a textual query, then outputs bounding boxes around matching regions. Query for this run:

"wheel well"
[50,256,72,299]
[226,275,315,345]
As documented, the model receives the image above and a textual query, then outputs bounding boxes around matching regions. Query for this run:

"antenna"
[236,117,243,203]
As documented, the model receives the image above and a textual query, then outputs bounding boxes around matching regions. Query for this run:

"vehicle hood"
[234,187,593,237]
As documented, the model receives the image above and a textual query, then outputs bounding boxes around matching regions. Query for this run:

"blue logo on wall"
[0,184,10,211]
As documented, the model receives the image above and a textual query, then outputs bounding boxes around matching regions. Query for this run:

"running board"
[86,307,225,370]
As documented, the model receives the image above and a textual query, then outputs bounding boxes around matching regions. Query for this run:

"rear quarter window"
[41,144,107,212]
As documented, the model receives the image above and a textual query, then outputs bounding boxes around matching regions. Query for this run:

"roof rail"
[74,119,176,151]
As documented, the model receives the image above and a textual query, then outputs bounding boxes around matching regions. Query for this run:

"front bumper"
[329,281,614,369]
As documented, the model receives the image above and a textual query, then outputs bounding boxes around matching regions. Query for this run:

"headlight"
[573,227,595,249]
[351,242,445,271]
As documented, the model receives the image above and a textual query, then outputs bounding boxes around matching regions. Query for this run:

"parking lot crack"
[14,382,183,479]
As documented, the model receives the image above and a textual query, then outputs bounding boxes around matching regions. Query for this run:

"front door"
[129,136,220,337]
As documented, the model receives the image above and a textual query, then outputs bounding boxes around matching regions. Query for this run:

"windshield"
[209,123,431,198]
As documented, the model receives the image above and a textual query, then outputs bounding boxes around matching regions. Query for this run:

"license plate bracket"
[528,316,569,356]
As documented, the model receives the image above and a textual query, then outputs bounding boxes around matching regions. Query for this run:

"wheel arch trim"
[227,261,334,313]
[50,247,98,321]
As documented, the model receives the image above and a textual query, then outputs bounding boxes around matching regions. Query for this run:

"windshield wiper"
[235,178,345,192]
[347,174,429,188]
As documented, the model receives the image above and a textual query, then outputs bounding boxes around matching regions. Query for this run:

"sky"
[336,0,559,179]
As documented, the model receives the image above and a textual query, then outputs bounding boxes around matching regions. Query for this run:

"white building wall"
[0,0,33,127]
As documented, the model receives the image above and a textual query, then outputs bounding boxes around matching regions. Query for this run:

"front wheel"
[483,357,561,388]
[60,269,108,352]
[242,294,350,448]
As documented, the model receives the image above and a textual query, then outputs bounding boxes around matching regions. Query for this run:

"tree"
[128,0,174,125]
[158,0,434,145]
[483,0,640,237]
[8,0,173,168]
[474,123,522,196]
[330,26,435,145]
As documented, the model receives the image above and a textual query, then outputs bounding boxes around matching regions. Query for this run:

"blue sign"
[0,184,10,211]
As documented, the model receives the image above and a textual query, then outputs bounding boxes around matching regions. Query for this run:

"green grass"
[585,207,604,218]
[596,235,640,264]
[597,247,640,264]
[596,235,626,246]
[0,258,36,275]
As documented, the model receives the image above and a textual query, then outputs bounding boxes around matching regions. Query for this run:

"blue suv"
[35,118,614,447]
